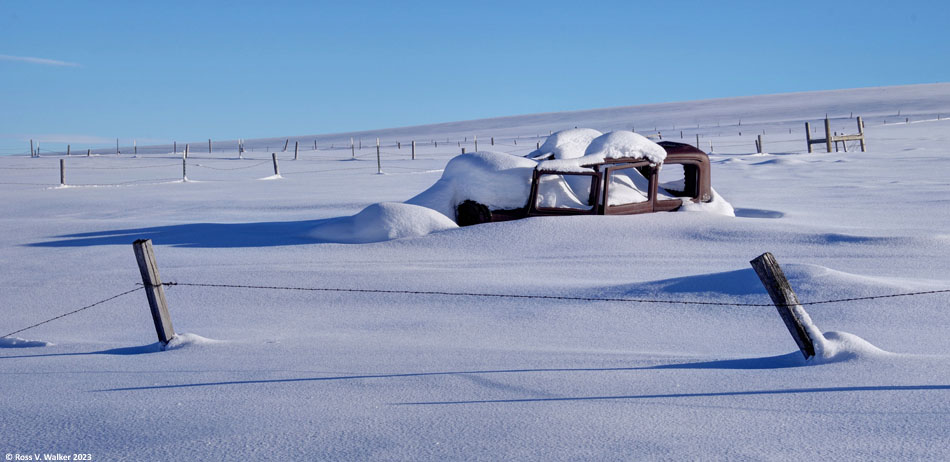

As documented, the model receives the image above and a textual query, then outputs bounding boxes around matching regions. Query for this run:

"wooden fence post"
[294,141,299,160]
[750,252,818,359]
[87,148,91,157]
[805,122,813,153]
[350,137,355,158]
[134,140,137,155]
[174,141,177,154]
[695,134,700,150]
[60,159,65,186]
[376,137,381,174]
[491,136,494,146]
[116,138,120,155]
[756,134,763,153]
[857,116,866,152]
[461,147,466,154]
[182,155,187,181]
[30,139,34,157]
[272,153,280,176]
[185,144,189,159]
[67,144,71,156]
[474,135,478,152]
[283,139,289,152]
[208,139,212,154]
[132,239,176,346]
[824,118,832,153]
[411,140,415,160]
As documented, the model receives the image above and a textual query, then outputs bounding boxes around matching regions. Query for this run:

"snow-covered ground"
[2,83,950,460]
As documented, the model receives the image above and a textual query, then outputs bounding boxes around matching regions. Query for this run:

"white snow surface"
[406,150,537,218]
[529,128,603,159]
[539,130,667,172]
[3,83,950,460]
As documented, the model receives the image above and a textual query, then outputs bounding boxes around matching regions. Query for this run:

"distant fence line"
[12,109,946,158]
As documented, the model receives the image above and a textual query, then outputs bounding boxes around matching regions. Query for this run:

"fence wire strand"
[1,287,142,339]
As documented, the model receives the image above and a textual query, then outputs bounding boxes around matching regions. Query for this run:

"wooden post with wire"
[132,239,176,346]
[750,252,818,359]
[272,153,280,176]
[59,159,65,186]
[376,137,381,174]
[294,141,299,160]
[411,140,415,160]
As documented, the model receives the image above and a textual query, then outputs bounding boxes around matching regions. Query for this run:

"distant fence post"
[376,137,381,174]
[67,144,71,156]
[350,137,355,158]
[208,139,212,154]
[132,239,176,346]
[695,134,700,150]
[474,135,478,152]
[182,156,187,181]
[823,118,832,153]
[805,122,813,153]
[411,140,415,160]
[134,140,137,155]
[756,134,763,153]
[283,139,289,152]
[87,148,91,157]
[30,139,34,157]
[294,141,299,160]
[59,159,65,186]
[116,138,120,155]
[174,141,177,154]
[750,252,818,359]
[491,136,494,146]
[185,144,189,159]
[272,153,280,176]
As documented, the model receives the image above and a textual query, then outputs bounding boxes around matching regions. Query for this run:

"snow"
[406,150,537,218]
[2,83,950,460]
[309,202,458,244]
[528,128,603,160]
[539,130,667,172]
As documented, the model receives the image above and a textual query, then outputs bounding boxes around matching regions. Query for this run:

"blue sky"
[1,0,947,154]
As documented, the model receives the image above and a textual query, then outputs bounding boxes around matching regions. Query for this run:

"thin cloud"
[0,54,80,67]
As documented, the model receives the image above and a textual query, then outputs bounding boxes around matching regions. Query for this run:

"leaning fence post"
[132,239,176,346]
[756,134,763,153]
[272,153,280,176]
[750,252,818,359]
[59,159,65,186]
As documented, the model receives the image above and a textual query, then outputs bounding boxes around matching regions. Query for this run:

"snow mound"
[811,331,894,364]
[309,202,458,244]
[529,128,603,160]
[0,337,52,348]
[539,131,666,171]
[678,187,735,216]
[164,333,222,351]
[406,151,538,219]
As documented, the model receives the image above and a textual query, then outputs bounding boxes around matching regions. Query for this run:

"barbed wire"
[4,279,948,341]
[1,286,142,339]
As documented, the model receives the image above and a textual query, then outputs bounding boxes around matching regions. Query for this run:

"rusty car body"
[456,141,713,226]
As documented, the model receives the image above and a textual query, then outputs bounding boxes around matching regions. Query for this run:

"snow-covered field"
[2,83,950,460]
